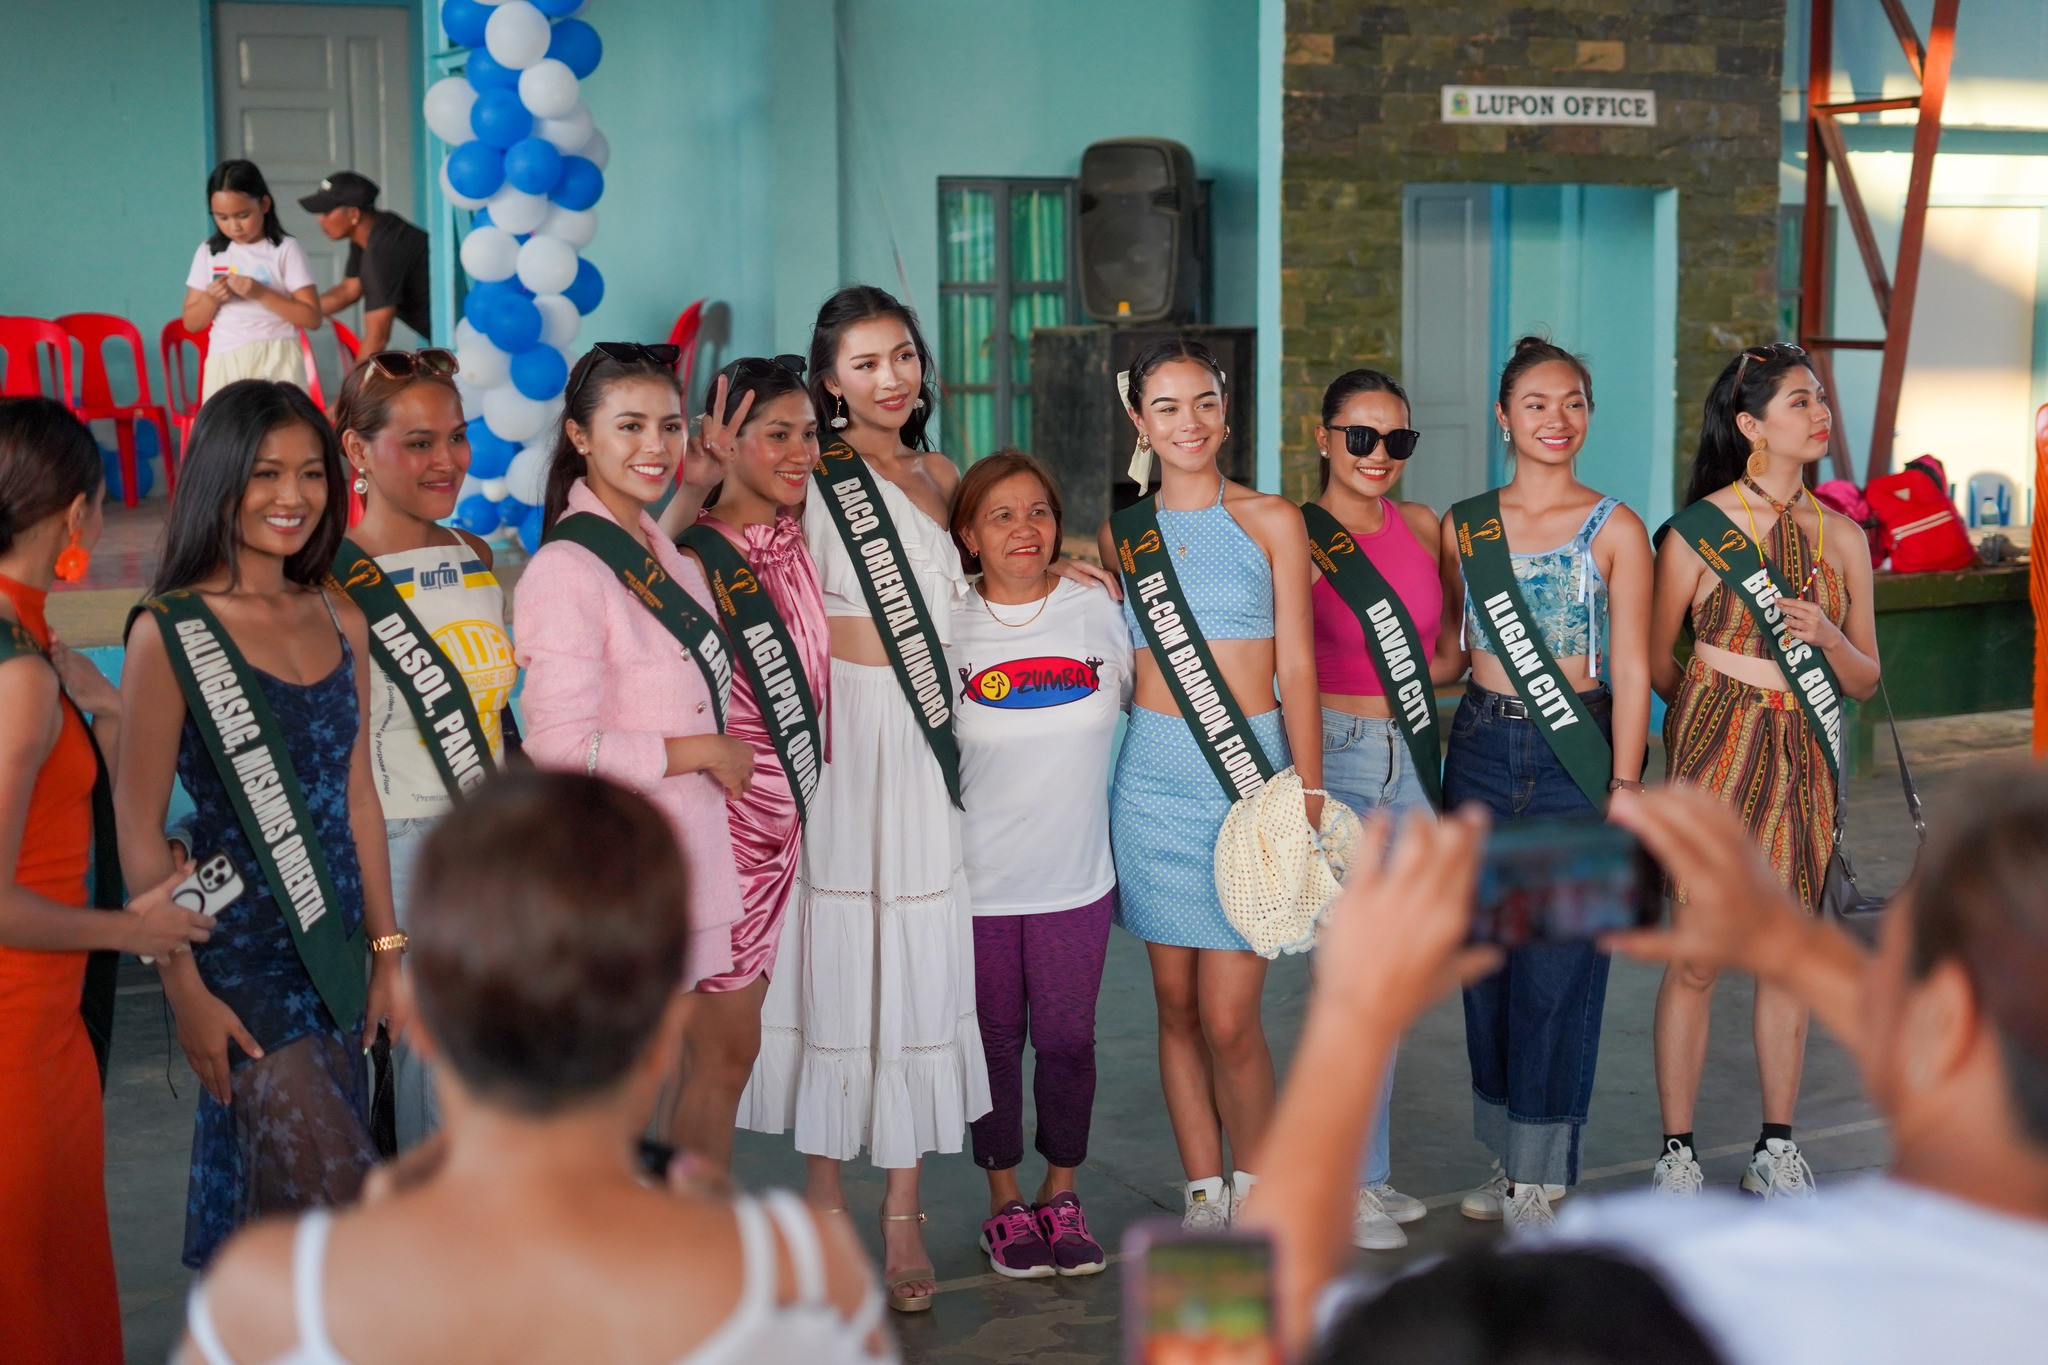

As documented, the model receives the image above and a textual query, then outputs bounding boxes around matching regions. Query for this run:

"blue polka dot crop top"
[1461,495,1620,671]
[1120,483,1276,647]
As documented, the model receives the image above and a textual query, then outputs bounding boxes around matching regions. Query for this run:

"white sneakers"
[1742,1138,1819,1200]
[1182,1176,1232,1232]
[1349,1183,1427,1251]
[1651,1139,1705,1198]
[1460,1166,1566,1221]
[1502,1181,1556,1232]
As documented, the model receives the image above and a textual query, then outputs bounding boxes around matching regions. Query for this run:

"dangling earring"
[1746,437,1770,480]
[352,470,370,496]
[913,396,926,411]
[1500,427,1511,443]
[54,529,90,583]
[830,395,849,430]
[1127,431,1154,489]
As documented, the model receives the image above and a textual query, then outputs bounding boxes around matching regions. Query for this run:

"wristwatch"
[1607,778,1646,793]
[369,932,410,955]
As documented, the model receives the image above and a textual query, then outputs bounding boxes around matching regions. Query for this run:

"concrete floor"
[104,709,2028,1363]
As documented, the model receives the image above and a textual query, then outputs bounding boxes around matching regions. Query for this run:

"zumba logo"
[959,655,1103,709]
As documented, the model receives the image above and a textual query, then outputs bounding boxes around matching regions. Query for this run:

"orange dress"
[0,572,122,1364]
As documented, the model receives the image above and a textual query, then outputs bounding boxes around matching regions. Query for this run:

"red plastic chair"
[0,316,76,400]
[57,313,172,508]
[298,330,327,410]
[665,299,706,399]
[332,320,362,372]
[299,330,365,526]
[158,319,209,490]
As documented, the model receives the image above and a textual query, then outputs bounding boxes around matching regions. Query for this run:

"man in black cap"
[301,171,432,355]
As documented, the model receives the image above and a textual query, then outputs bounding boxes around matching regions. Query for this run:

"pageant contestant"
[116,380,403,1267]
[181,160,322,397]
[0,398,212,1363]
[659,357,830,1177]
[330,348,513,1148]
[1303,368,1459,1251]
[1100,339,1323,1231]
[515,344,749,991]
[1647,343,1879,1200]
[1439,337,1652,1232]
[737,286,989,1315]
[947,450,1130,1280]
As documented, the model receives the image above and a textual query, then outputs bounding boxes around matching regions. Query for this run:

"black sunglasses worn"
[567,342,684,405]
[1329,424,1421,461]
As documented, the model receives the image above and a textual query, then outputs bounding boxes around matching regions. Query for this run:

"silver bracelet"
[585,729,603,775]
[1300,787,1329,797]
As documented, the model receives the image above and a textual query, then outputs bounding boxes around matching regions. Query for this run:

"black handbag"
[368,1023,398,1159]
[1821,680,1922,942]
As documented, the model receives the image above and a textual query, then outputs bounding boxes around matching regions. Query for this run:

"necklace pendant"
[1176,543,1187,557]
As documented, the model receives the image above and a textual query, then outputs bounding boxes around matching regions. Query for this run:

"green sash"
[134,593,365,1031]
[0,623,124,1084]
[679,523,824,821]
[546,513,732,730]
[1666,498,1846,780]
[1112,498,1277,801]
[1452,490,1613,807]
[1301,503,1443,810]
[811,441,962,806]
[330,538,494,801]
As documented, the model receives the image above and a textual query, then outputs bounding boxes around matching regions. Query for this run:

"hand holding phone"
[1124,1221,1282,1365]
[140,853,243,964]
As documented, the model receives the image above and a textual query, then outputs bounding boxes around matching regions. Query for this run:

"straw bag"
[1214,768,1362,959]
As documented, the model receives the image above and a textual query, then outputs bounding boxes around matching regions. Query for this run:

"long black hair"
[805,286,939,451]
[1685,343,1815,506]
[151,380,345,597]
[1316,368,1409,492]
[0,397,102,556]
[1123,336,1226,413]
[205,160,287,252]
[542,347,684,531]
[1496,334,1594,413]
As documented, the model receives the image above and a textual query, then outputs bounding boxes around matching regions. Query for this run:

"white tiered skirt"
[737,659,991,1167]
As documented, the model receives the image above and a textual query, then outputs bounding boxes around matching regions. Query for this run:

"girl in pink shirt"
[513,346,753,991]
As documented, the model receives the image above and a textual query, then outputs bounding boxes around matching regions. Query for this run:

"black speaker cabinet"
[1078,138,1202,325]
[1030,325,1257,541]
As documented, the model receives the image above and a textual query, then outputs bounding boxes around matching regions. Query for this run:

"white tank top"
[183,1193,894,1365]
[803,467,967,646]
[363,541,515,817]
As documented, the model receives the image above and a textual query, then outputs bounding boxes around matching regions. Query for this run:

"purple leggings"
[969,889,1115,1171]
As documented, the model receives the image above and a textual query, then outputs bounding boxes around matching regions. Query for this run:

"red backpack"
[1865,455,1975,573]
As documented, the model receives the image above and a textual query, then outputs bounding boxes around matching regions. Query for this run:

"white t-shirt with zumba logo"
[947,577,1131,916]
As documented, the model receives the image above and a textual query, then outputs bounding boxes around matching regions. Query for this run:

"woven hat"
[1214,767,1361,959]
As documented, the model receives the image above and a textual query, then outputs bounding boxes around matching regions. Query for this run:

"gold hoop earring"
[1747,437,1770,480]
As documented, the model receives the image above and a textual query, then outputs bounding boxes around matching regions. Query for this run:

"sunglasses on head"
[1734,342,1808,388]
[567,342,684,405]
[1328,425,1421,461]
[365,348,459,381]
[730,353,808,380]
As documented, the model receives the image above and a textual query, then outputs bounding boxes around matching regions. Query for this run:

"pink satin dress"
[692,509,831,993]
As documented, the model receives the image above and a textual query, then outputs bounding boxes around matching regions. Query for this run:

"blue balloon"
[455,494,503,534]
[551,155,603,211]
[533,0,583,18]
[466,47,519,91]
[487,294,544,353]
[546,18,602,78]
[470,88,532,150]
[466,423,517,479]
[517,500,546,554]
[440,0,490,49]
[563,258,604,316]
[462,278,510,330]
[510,343,569,400]
[502,136,563,195]
[446,140,505,201]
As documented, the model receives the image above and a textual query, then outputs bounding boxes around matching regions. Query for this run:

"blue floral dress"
[175,627,372,1268]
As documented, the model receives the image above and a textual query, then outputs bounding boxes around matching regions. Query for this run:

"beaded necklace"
[1734,476,1824,599]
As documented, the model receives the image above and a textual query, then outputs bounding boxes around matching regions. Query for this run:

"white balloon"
[457,474,485,504]
[484,1,550,70]
[480,477,510,502]
[535,103,594,154]
[515,234,579,295]
[455,328,511,389]
[483,385,552,443]
[440,159,490,211]
[424,76,477,146]
[517,59,580,119]
[539,204,597,248]
[485,185,550,235]
[534,294,581,350]
[456,383,487,423]
[579,129,610,170]
[458,225,520,283]
[504,441,552,506]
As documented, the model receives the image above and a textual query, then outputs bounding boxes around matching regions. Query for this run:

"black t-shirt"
[344,213,432,339]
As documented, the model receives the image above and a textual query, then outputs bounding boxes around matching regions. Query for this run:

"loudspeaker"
[1078,139,1202,325]
[1030,325,1257,540]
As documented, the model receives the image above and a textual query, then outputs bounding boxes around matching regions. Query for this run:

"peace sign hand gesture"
[683,373,756,491]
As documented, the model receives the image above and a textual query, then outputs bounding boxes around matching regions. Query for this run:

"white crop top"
[182,1194,894,1365]
[802,467,967,647]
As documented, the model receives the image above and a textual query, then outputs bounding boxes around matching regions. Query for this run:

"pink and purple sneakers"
[1034,1191,1106,1276]
[979,1201,1055,1278]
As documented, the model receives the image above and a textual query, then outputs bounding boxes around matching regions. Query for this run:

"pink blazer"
[513,480,741,988]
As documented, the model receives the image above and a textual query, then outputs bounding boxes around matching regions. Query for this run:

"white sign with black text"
[1441,85,1657,127]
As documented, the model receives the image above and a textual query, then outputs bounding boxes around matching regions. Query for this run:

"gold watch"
[369,932,410,955]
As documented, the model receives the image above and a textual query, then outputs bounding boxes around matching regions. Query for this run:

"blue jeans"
[1443,683,1613,1187]
[1321,710,1433,1187]
[385,818,440,1150]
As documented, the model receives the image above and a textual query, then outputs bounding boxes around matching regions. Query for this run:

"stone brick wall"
[1281,1,1785,499]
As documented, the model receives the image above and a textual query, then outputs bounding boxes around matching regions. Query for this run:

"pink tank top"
[1311,506,1442,697]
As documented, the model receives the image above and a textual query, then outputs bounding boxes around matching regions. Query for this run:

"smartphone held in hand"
[1123,1221,1282,1365]
[1471,818,1663,948]
[141,853,245,964]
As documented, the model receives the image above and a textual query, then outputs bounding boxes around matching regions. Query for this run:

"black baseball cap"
[299,172,379,213]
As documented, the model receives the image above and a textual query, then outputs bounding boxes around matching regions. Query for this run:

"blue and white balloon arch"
[424,0,607,553]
